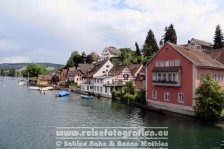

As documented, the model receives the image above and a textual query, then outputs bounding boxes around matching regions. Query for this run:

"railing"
[152,80,180,87]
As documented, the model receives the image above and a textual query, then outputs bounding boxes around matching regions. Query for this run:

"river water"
[0,77,223,149]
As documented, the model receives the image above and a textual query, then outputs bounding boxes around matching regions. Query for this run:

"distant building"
[67,64,93,85]
[102,47,121,61]
[145,42,224,116]
[37,75,52,87]
[185,38,213,51]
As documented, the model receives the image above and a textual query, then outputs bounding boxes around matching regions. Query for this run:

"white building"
[102,47,121,60]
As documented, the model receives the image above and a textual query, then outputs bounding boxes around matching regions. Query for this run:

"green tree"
[163,24,177,44]
[8,69,16,77]
[24,63,48,77]
[142,29,158,57]
[123,81,135,95]
[135,42,141,56]
[120,48,132,62]
[213,25,224,49]
[195,74,224,121]
[0,69,6,76]
[66,51,85,68]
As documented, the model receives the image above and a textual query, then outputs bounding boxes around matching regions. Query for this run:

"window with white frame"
[178,93,184,103]
[175,59,180,66]
[164,92,170,101]
[214,74,223,82]
[152,90,157,100]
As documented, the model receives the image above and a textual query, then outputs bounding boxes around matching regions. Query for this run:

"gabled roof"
[105,47,121,55]
[84,60,108,78]
[108,64,143,77]
[145,42,224,69]
[67,70,78,77]
[78,64,93,74]
[189,38,213,47]
[203,49,224,64]
[38,75,52,81]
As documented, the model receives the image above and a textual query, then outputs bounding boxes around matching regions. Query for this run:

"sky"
[0,0,224,64]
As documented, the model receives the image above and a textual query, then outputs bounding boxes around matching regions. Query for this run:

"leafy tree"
[135,42,141,56]
[195,74,224,121]
[66,51,84,68]
[142,29,158,57]
[123,81,135,95]
[120,48,132,62]
[24,63,48,77]
[163,24,177,44]
[8,69,16,77]
[0,69,6,76]
[213,25,224,49]
[86,54,95,64]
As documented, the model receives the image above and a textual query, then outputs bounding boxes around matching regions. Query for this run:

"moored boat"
[40,86,53,91]
[29,86,40,90]
[81,95,93,99]
[18,80,26,86]
[57,91,70,97]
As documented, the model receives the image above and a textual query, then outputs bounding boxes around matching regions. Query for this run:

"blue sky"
[0,0,223,64]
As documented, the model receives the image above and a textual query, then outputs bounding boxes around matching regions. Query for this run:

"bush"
[122,93,136,102]
[195,74,224,121]
[112,90,122,100]
[135,89,146,104]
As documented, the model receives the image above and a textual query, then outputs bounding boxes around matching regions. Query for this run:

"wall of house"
[146,44,194,108]
[116,66,135,84]
[74,72,84,85]
[102,49,111,60]
[196,68,224,88]
[92,77,114,97]
[93,60,113,77]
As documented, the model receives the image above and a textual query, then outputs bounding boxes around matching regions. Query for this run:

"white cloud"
[0,0,223,63]
[0,56,31,63]
[0,39,22,51]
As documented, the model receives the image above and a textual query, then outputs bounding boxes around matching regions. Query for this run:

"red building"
[145,42,224,115]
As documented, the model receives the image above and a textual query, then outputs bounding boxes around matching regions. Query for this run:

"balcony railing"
[152,80,180,87]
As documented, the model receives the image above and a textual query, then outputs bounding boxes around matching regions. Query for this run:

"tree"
[0,69,6,76]
[120,48,132,62]
[86,54,95,64]
[213,25,224,49]
[195,74,224,121]
[142,29,158,57]
[163,24,177,44]
[135,42,141,56]
[24,63,48,77]
[65,51,84,68]
[81,51,86,64]
[123,81,135,95]
[8,69,16,77]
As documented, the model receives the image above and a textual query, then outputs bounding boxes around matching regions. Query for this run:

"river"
[0,77,223,149]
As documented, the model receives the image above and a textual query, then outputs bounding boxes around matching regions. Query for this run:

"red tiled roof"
[38,75,52,81]
[84,60,108,78]
[203,49,224,64]
[189,38,213,47]
[169,42,224,69]
[145,42,224,70]
[105,47,121,55]
[78,64,94,74]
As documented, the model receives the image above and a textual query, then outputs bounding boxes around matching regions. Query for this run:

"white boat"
[40,86,53,91]
[18,80,25,86]
[81,95,93,99]
[29,86,40,90]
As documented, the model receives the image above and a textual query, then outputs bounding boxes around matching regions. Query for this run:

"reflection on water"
[0,77,223,148]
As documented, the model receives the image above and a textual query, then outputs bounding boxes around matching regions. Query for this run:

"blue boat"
[57,91,70,97]
[81,95,93,99]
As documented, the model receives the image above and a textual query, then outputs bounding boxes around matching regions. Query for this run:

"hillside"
[0,63,63,70]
